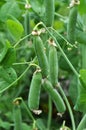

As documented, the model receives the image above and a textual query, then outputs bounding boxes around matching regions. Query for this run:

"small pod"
[13,105,22,130]
[34,36,49,78]
[45,0,55,27]
[24,10,30,38]
[77,114,86,130]
[43,79,66,113]
[28,71,42,110]
[49,45,58,87]
[67,6,77,44]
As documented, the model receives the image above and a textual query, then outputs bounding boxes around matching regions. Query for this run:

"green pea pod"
[67,6,77,44]
[77,114,86,130]
[34,36,49,78]
[24,10,30,39]
[13,105,22,130]
[43,79,66,113]
[28,71,42,110]
[45,0,55,27]
[49,45,58,87]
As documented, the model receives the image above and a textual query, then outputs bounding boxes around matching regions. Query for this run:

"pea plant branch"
[36,21,79,78]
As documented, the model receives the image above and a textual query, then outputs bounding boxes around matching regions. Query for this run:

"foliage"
[0,0,86,130]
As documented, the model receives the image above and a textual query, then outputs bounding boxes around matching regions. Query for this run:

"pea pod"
[77,114,86,130]
[24,10,30,39]
[13,105,22,130]
[43,79,66,112]
[67,5,77,44]
[34,36,49,78]
[45,0,55,27]
[49,45,58,87]
[28,71,42,110]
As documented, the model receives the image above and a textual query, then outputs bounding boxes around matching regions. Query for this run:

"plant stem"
[13,97,35,121]
[54,12,67,20]
[49,27,76,48]
[58,84,76,130]
[13,62,30,65]
[21,98,35,121]
[47,96,52,130]
[14,33,32,48]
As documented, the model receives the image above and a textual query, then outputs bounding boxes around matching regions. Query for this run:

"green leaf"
[0,40,11,63]
[1,47,16,67]
[22,123,33,130]
[74,85,86,113]
[74,69,86,113]
[78,0,86,14]
[79,69,86,88]
[77,114,86,130]
[0,1,21,22]
[7,19,24,41]
[59,48,79,72]
[69,76,78,105]
[0,66,17,92]
[36,118,46,130]
[0,119,10,130]
[30,0,45,16]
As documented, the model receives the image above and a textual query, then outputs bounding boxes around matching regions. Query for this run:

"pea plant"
[0,0,86,130]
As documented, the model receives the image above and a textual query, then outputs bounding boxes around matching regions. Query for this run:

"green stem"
[21,98,35,121]
[58,84,76,130]
[49,27,75,48]
[13,97,35,121]
[14,33,32,48]
[13,62,30,65]
[54,12,67,20]
[47,96,52,130]
[41,22,79,78]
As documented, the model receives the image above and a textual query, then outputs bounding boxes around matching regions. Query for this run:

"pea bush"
[0,0,86,130]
